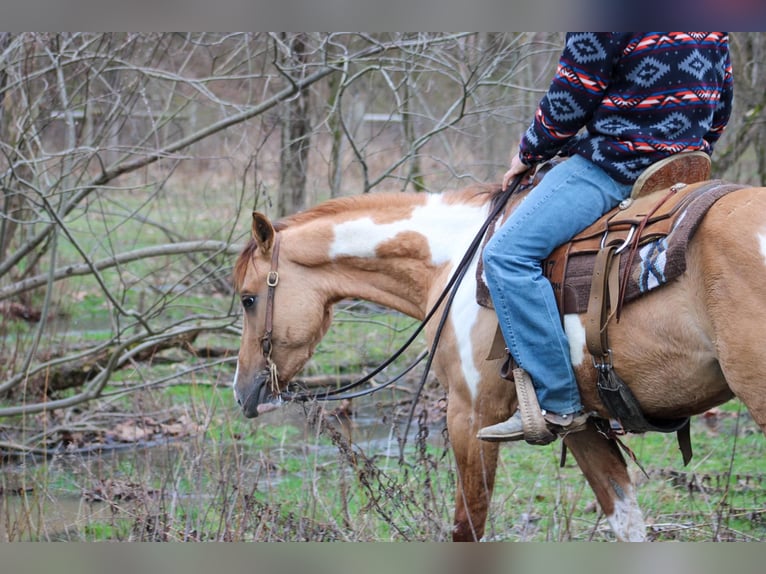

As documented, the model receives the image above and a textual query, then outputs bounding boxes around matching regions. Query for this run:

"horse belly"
[575,278,733,419]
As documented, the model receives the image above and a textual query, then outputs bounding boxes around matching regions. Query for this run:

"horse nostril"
[236,397,242,406]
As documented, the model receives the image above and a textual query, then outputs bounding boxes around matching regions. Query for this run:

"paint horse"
[231,179,766,541]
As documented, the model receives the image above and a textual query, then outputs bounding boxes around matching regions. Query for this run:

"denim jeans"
[482,154,633,415]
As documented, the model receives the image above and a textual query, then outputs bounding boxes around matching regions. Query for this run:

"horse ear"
[251,212,275,254]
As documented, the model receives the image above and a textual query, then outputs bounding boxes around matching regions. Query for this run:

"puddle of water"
[1,491,112,541]
[0,392,447,541]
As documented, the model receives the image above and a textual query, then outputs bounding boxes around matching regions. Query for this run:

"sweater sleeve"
[519,33,630,165]
[704,45,734,151]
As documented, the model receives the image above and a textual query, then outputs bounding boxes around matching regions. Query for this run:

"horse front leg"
[446,389,510,542]
[447,407,499,541]
[563,423,647,541]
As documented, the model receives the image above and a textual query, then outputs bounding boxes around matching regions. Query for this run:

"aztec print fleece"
[519,32,733,184]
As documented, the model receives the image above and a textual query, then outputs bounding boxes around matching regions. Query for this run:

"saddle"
[479,152,748,465]
[546,153,713,317]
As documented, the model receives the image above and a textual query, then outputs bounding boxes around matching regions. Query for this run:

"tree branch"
[0,240,240,301]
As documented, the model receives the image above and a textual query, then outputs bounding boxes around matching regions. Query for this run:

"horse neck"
[281,191,492,320]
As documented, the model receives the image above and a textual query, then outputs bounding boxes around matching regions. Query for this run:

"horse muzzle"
[239,369,284,418]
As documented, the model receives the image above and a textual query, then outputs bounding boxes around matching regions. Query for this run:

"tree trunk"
[277,33,312,216]
[0,33,38,295]
[402,77,425,192]
[326,70,344,198]
[0,32,19,266]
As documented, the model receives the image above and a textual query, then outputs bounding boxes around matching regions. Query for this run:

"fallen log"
[0,301,41,322]
[26,329,202,394]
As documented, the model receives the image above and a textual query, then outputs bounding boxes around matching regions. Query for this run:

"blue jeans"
[483,155,633,415]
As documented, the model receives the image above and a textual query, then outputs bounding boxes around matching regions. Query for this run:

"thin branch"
[0,240,240,301]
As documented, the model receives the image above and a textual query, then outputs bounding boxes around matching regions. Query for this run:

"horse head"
[232,211,333,418]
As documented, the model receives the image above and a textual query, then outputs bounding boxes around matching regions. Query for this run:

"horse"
[231,179,766,541]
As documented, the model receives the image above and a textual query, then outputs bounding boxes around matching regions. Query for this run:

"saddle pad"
[477,181,748,315]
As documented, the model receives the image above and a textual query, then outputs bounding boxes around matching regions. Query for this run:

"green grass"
[1,366,456,541]
[480,405,766,542]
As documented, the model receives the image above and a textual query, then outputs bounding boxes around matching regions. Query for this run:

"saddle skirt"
[476,178,748,316]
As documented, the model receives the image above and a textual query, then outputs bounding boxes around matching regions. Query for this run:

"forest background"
[2,32,763,421]
[1,33,765,542]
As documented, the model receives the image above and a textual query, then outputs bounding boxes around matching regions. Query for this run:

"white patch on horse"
[450,260,483,400]
[329,194,486,265]
[759,232,766,266]
[421,196,488,401]
[563,313,586,367]
[606,485,647,542]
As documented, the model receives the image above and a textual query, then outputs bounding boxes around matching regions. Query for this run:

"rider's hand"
[502,152,533,190]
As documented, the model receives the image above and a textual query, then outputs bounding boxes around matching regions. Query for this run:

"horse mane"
[274,193,415,230]
[231,183,502,291]
[276,183,501,229]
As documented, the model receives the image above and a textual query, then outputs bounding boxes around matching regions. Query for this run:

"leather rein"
[259,177,523,405]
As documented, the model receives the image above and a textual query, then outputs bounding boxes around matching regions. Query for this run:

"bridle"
[260,231,282,396]
[257,176,524,409]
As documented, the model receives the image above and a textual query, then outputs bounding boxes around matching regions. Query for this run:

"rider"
[477,32,733,442]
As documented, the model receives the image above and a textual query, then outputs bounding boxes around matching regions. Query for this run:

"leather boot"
[476,410,526,442]
[477,409,589,443]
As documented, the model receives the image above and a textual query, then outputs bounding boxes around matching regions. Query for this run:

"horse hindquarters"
[694,187,766,432]
[558,187,766,542]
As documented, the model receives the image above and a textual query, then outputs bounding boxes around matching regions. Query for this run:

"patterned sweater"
[519,32,734,184]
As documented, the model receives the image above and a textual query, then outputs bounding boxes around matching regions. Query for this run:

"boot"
[476,409,589,443]
[476,410,526,442]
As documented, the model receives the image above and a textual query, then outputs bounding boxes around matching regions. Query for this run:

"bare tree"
[276,33,314,216]
[0,33,415,429]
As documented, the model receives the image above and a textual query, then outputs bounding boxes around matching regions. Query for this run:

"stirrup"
[512,368,556,445]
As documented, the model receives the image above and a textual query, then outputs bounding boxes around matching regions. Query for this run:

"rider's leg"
[479,154,631,439]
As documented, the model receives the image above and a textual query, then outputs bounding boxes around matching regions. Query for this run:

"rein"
[263,176,523,406]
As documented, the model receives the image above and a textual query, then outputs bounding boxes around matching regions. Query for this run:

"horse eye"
[241,295,257,310]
